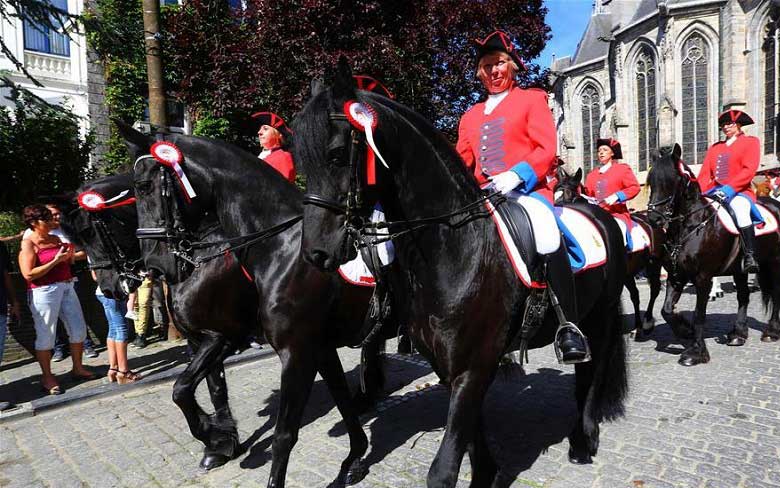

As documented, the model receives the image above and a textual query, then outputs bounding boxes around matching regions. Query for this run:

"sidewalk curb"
[0,347,275,424]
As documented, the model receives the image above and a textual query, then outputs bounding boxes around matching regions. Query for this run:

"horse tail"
[758,265,775,316]
[591,299,629,422]
[566,201,629,422]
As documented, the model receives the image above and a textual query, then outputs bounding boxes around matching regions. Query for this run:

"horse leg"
[625,277,641,340]
[758,263,780,342]
[352,338,386,414]
[660,281,693,342]
[427,370,495,488]
[679,279,711,367]
[201,355,240,470]
[641,259,662,336]
[317,347,369,485]
[170,331,232,469]
[727,273,750,346]
[466,415,498,488]
[267,348,317,488]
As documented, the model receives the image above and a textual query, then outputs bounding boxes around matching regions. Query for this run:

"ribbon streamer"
[345,101,390,170]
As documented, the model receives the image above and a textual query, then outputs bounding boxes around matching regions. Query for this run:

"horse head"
[647,143,696,228]
[296,57,479,271]
[59,173,142,299]
[554,167,584,204]
[118,121,213,284]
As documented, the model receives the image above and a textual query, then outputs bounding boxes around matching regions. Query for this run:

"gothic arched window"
[765,24,778,155]
[636,47,657,172]
[580,85,601,172]
[681,34,709,164]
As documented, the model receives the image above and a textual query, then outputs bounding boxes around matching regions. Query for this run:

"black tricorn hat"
[353,75,395,99]
[251,111,292,139]
[472,30,526,72]
[596,138,623,160]
[718,109,754,127]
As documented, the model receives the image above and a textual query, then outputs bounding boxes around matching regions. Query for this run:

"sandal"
[117,370,143,385]
[41,382,62,395]
[107,367,119,383]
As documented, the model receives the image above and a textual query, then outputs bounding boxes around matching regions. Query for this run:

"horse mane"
[648,146,702,197]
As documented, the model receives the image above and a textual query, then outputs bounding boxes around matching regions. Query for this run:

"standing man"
[1,241,22,411]
[698,110,763,273]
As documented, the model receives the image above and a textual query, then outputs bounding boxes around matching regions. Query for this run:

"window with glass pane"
[636,47,657,172]
[580,85,601,172]
[23,0,70,56]
[681,34,709,164]
[765,26,778,155]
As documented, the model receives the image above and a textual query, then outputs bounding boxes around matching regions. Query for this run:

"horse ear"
[672,143,682,161]
[331,55,355,100]
[575,167,583,182]
[311,79,326,97]
[113,119,153,161]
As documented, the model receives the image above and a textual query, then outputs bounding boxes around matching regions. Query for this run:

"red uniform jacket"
[456,86,557,201]
[698,134,760,201]
[584,163,640,226]
[261,148,296,183]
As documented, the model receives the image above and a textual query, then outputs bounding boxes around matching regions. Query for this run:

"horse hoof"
[568,447,593,465]
[199,452,231,471]
[761,333,779,343]
[727,336,746,346]
[341,459,368,485]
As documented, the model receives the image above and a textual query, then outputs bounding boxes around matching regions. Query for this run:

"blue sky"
[537,0,596,69]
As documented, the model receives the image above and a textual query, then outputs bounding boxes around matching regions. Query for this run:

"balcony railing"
[24,50,71,81]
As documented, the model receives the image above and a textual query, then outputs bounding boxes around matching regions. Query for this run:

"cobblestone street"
[1,283,779,488]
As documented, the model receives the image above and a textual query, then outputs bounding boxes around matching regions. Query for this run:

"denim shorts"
[28,281,87,350]
[96,294,128,342]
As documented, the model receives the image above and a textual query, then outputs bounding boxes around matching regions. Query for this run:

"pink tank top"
[29,246,72,288]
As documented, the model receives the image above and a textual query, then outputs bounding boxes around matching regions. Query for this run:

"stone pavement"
[1,283,779,488]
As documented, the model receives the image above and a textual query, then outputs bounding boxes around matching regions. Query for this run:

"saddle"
[703,197,778,237]
[493,199,542,280]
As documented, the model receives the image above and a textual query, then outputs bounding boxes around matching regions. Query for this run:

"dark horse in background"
[647,144,780,366]
[122,123,395,487]
[294,59,629,487]
[554,167,664,340]
[58,171,261,470]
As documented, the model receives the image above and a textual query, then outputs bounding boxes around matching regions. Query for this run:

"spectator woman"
[18,205,94,395]
[92,271,141,384]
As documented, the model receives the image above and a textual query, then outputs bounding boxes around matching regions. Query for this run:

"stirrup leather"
[553,322,592,364]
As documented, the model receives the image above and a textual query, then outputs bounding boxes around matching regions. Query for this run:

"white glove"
[490,171,522,195]
[603,194,619,205]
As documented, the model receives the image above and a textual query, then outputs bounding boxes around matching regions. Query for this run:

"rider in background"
[583,138,640,250]
[698,110,762,273]
[253,111,295,183]
[456,30,588,363]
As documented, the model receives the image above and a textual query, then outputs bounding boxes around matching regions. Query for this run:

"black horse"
[647,144,780,366]
[554,167,664,340]
[58,172,261,470]
[122,123,393,487]
[294,60,629,487]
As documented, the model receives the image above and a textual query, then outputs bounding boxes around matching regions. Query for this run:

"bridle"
[87,212,145,286]
[135,155,301,269]
[302,107,505,265]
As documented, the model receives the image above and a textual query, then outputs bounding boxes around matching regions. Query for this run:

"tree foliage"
[166,0,550,142]
[0,89,95,211]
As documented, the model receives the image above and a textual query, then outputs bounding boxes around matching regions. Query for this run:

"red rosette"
[343,100,378,132]
[78,191,106,212]
[150,141,183,167]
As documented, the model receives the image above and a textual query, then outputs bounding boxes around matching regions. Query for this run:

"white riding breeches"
[510,192,561,255]
[729,194,753,228]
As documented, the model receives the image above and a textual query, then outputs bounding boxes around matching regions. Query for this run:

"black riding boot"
[546,245,590,364]
[739,225,759,274]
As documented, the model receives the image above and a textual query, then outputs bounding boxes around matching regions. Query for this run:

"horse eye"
[327,147,347,166]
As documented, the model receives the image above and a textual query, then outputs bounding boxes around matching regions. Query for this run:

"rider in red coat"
[253,112,296,183]
[456,30,588,364]
[698,110,762,272]
[583,138,640,249]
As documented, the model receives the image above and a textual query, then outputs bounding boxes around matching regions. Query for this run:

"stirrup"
[553,322,592,365]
